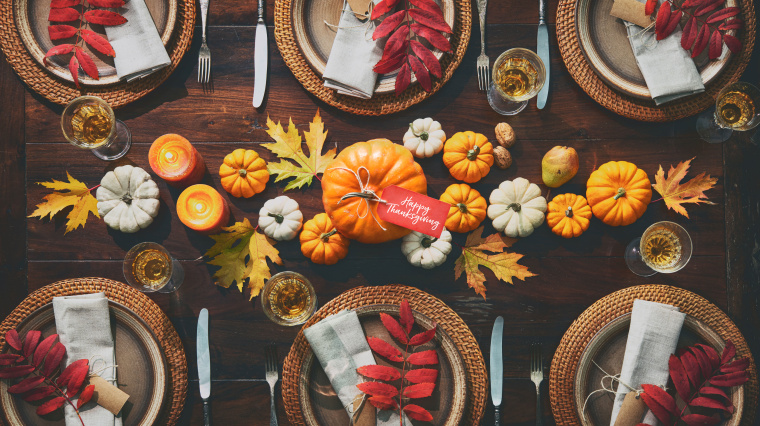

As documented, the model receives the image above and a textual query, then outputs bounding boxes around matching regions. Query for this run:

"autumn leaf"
[263,111,337,191]
[205,219,282,300]
[454,226,536,299]
[28,172,99,234]
[652,157,717,218]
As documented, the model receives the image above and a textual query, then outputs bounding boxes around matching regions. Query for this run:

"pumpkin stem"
[613,187,627,200]
[268,213,284,224]
[421,236,437,248]
[457,203,469,213]
[238,169,248,177]
[320,229,338,242]
[507,202,521,212]
[121,194,132,204]
[565,206,573,217]
[466,145,481,161]
[409,123,429,141]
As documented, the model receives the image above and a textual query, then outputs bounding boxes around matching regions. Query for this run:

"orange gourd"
[321,139,427,244]
[439,183,487,233]
[219,149,269,198]
[586,161,652,226]
[442,131,494,183]
[300,213,350,265]
[546,193,592,238]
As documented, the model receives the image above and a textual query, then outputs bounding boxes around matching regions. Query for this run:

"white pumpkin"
[401,228,452,269]
[403,117,447,158]
[258,195,303,241]
[487,178,547,238]
[96,165,160,233]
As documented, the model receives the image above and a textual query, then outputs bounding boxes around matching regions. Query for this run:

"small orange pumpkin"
[546,193,592,238]
[586,161,652,226]
[439,183,487,233]
[219,149,269,198]
[442,131,494,183]
[300,213,350,265]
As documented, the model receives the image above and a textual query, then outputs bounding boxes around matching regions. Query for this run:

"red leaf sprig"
[638,340,750,426]
[46,0,127,88]
[650,0,743,59]
[371,0,453,95]
[2,329,96,425]
[356,299,439,422]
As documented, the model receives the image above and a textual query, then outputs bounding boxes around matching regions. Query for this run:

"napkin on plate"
[609,299,686,426]
[53,293,122,426]
[322,0,384,99]
[303,310,410,426]
[105,0,171,82]
[623,0,705,105]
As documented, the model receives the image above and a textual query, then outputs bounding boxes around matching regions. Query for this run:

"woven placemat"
[274,1,471,116]
[0,278,188,426]
[0,0,194,108]
[556,0,756,121]
[282,285,487,425]
[549,284,759,426]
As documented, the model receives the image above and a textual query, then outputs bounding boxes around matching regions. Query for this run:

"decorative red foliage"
[49,25,79,40]
[405,368,438,384]
[645,0,658,15]
[42,343,66,377]
[5,330,22,351]
[380,313,409,344]
[8,376,46,394]
[0,365,36,379]
[81,29,116,56]
[402,382,435,398]
[22,330,41,358]
[403,404,434,421]
[32,334,58,367]
[357,381,399,397]
[367,337,404,362]
[0,354,23,366]
[49,8,81,22]
[368,395,398,410]
[407,349,438,366]
[51,0,81,8]
[408,325,437,346]
[83,10,128,25]
[76,384,95,408]
[37,396,66,415]
[653,0,743,59]
[22,385,56,401]
[357,365,402,381]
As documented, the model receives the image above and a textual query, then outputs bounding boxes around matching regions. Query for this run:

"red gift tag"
[377,185,450,238]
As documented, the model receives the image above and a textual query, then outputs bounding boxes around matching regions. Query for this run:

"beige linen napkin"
[105,0,171,82]
[53,293,122,426]
[609,299,686,426]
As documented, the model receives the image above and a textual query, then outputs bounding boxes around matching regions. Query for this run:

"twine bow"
[580,361,666,422]
[326,166,387,231]
[627,21,659,48]
[89,355,118,382]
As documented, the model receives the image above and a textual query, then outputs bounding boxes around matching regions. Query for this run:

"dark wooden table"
[1,0,759,424]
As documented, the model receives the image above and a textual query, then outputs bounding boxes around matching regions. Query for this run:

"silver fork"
[265,345,279,426]
[475,0,489,90]
[530,343,544,426]
[197,0,211,83]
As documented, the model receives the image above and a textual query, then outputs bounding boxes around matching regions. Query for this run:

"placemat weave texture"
[0,278,188,426]
[282,284,487,425]
[550,284,758,426]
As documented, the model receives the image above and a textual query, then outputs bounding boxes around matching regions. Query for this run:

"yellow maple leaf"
[652,157,717,218]
[28,172,99,234]
[454,227,536,300]
[264,111,337,191]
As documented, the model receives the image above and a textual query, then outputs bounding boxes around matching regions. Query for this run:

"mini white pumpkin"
[487,178,547,238]
[96,165,160,233]
[258,195,303,241]
[403,117,447,158]
[401,228,452,269]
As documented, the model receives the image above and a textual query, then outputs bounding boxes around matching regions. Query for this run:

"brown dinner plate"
[14,0,177,86]
[575,314,744,425]
[0,301,167,426]
[299,304,467,425]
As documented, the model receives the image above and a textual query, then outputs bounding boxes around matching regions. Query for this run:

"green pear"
[541,146,579,188]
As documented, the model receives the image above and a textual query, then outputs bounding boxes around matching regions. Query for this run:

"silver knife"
[197,308,211,426]
[536,0,550,109]
[252,0,268,108]
[490,316,504,425]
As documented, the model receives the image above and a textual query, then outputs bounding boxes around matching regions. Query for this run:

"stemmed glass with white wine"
[61,95,132,160]
[696,81,760,143]
[625,221,693,277]
[487,48,546,115]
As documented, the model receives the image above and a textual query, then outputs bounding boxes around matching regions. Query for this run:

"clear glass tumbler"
[123,242,184,293]
[261,271,318,326]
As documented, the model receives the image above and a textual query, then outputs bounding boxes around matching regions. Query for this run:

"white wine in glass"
[697,82,760,143]
[123,242,184,293]
[261,271,317,326]
[61,96,132,160]
[487,48,546,115]
[625,221,693,276]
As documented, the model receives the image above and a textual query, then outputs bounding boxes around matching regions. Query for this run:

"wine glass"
[61,95,132,160]
[696,82,760,143]
[625,221,693,277]
[260,271,318,326]
[487,48,546,115]
[123,242,184,293]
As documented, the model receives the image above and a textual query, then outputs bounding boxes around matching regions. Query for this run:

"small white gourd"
[403,117,447,158]
[96,165,160,233]
[258,195,303,241]
[487,178,547,238]
[401,228,452,269]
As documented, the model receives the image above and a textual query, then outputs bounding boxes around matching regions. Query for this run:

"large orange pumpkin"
[586,161,652,226]
[321,139,427,244]
[439,183,487,233]
[442,131,494,183]
[300,213,350,265]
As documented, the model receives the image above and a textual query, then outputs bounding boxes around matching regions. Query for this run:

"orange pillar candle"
[177,184,230,234]
[149,134,206,188]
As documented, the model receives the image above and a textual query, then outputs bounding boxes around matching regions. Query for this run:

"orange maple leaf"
[652,157,717,218]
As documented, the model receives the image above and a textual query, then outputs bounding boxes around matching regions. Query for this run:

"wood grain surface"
[1,0,759,424]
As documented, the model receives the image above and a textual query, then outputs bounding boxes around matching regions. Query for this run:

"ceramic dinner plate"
[575,0,734,99]
[574,314,744,426]
[0,301,167,426]
[291,0,455,94]
[298,304,467,425]
[13,0,177,86]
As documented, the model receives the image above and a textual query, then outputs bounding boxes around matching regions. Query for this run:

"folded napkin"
[105,0,171,82]
[303,310,410,426]
[53,293,122,426]
[322,1,384,99]
[609,300,686,426]
[623,0,704,105]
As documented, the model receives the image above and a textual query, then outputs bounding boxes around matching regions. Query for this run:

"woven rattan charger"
[282,284,488,425]
[549,284,758,426]
[0,278,188,426]
[274,0,471,116]
[556,0,756,121]
[0,0,194,108]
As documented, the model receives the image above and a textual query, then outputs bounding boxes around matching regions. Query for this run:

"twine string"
[323,2,377,41]
[326,166,388,231]
[89,355,118,383]
[628,21,659,48]
[580,361,643,423]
